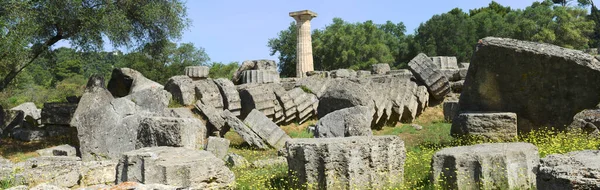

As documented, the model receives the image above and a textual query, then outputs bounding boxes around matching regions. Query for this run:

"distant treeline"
[269,0,600,77]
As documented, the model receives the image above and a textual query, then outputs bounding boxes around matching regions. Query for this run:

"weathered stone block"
[205,137,230,160]
[431,56,459,69]
[371,63,391,74]
[537,150,600,189]
[286,136,406,189]
[431,143,539,190]
[116,147,235,189]
[221,110,268,149]
[233,59,278,84]
[240,70,281,84]
[41,103,77,125]
[10,102,41,127]
[213,78,242,116]
[243,109,291,150]
[408,53,451,100]
[315,106,373,138]
[137,117,207,150]
[195,101,227,136]
[451,112,518,141]
[460,37,600,132]
[164,75,196,106]
[443,100,460,122]
[568,109,600,134]
[317,79,374,118]
[184,66,209,79]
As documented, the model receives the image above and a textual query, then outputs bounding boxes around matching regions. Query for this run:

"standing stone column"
[290,10,317,78]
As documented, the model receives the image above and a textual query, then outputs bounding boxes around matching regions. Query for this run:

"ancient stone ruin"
[2,36,600,189]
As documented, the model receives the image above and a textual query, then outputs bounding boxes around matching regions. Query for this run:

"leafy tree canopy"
[0,0,190,92]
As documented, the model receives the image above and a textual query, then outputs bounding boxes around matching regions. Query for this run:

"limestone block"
[443,100,460,122]
[431,143,539,190]
[371,63,391,75]
[116,147,235,189]
[459,37,600,132]
[41,103,77,125]
[286,136,405,189]
[164,75,196,106]
[136,117,207,150]
[408,53,451,100]
[185,66,209,79]
[451,112,518,141]
[431,56,459,69]
[238,84,277,119]
[205,137,230,160]
[537,150,600,189]
[315,106,373,138]
[221,110,269,149]
[195,101,227,136]
[194,79,224,110]
[213,78,242,116]
[243,109,291,150]
[240,70,281,84]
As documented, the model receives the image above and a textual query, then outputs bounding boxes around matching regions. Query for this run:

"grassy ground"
[230,105,600,190]
[3,104,600,189]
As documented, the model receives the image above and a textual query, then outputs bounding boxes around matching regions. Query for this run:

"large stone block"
[371,63,391,74]
[10,102,41,127]
[205,137,230,160]
[41,103,77,125]
[431,56,459,69]
[431,143,539,190]
[451,112,518,141]
[568,109,600,134]
[164,75,196,106]
[317,79,374,118]
[12,156,83,188]
[537,150,600,189]
[315,106,373,138]
[232,59,278,84]
[195,101,227,136]
[194,79,224,110]
[221,110,269,149]
[116,147,235,189]
[106,68,163,98]
[136,117,207,150]
[240,70,281,84]
[460,37,600,132]
[294,77,333,98]
[408,53,451,100]
[286,136,406,189]
[288,88,318,124]
[184,66,209,79]
[71,75,147,161]
[213,78,242,116]
[272,84,297,123]
[238,84,277,119]
[443,100,460,122]
[243,109,291,150]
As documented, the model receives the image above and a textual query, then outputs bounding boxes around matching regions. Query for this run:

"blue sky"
[54,0,594,63]
[183,0,539,64]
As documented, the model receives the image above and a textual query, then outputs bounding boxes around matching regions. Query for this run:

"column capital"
[289,10,317,21]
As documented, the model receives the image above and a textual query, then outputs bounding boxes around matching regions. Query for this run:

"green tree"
[413,8,477,62]
[588,4,600,48]
[268,23,297,77]
[0,0,189,92]
[209,62,239,79]
[117,42,210,84]
[268,18,406,76]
